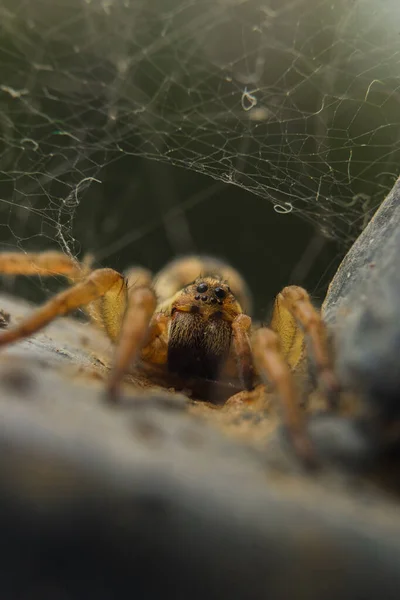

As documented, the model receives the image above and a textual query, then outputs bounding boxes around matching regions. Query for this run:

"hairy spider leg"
[277,286,339,408]
[106,285,157,401]
[231,314,255,391]
[253,327,318,469]
[0,251,81,277]
[0,251,106,325]
[0,268,127,347]
[255,285,339,467]
[0,253,167,400]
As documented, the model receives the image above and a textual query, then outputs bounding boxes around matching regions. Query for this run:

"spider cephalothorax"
[0,252,338,467]
[167,277,242,381]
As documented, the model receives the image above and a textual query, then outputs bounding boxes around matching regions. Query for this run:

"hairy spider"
[0,252,338,467]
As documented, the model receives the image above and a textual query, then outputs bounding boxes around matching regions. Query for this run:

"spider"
[0,252,338,467]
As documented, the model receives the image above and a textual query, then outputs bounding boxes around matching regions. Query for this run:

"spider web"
[0,0,400,263]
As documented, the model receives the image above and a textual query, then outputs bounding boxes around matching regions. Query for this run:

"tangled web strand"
[0,0,399,257]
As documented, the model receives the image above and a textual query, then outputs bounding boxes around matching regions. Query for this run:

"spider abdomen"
[167,312,232,380]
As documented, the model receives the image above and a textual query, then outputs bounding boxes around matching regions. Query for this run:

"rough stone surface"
[323,175,400,456]
[1,180,400,597]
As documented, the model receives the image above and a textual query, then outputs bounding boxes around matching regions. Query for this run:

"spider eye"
[214,287,226,299]
[197,283,208,293]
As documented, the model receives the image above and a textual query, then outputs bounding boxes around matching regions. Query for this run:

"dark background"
[0,0,399,318]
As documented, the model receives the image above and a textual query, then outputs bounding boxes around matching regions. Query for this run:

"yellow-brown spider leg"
[106,267,168,397]
[231,314,255,391]
[253,328,318,468]
[0,251,117,328]
[278,286,339,408]
[140,313,169,366]
[0,251,82,277]
[0,250,102,320]
[0,268,126,347]
[106,292,164,401]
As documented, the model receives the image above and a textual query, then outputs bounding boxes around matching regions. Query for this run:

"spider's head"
[171,276,242,321]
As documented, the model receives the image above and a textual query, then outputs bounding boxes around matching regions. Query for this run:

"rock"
[1,176,400,598]
[323,176,400,448]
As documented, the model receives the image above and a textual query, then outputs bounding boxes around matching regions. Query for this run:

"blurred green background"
[0,0,399,317]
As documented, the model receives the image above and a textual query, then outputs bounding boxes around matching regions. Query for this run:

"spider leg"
[0,251,83,277]
[277,286,339,408]
[253,327,318,469]
[0,254,165,400]
[0,250,103,322]
[105,267,172,400]
[0,268,126,347]
[106,287,158,401]
[139,313,169,365]
[231,314,255,391]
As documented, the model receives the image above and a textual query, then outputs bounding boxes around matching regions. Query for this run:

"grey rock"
[1,178,400,599]
[323,177,400,428]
